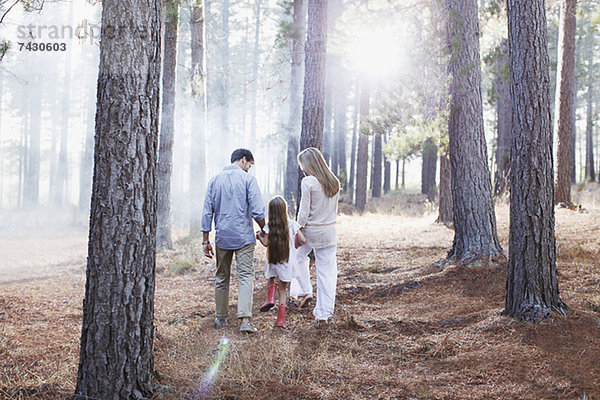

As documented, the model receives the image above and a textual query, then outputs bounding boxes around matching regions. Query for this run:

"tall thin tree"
[157,0,179,249]
[297,0,327,200]
[189,0,207,236]
[504,0,566,320]
[555,0,577,204]
[284,0,304,208]
[445,0,502,262]
[355,80,369,212]
[75,0,162,397]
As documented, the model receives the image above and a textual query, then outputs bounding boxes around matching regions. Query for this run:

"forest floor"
[1,188,600,399]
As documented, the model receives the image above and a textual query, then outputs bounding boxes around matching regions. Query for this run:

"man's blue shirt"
[201,165,265,250]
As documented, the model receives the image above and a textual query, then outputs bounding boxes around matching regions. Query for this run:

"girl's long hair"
[297,147,340,197]
[267,196,290,265]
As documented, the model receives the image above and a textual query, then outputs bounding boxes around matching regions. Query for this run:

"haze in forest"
[0,0,598,240]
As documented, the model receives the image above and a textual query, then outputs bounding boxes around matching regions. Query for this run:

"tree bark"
[505,0,565,320]
[157,0,178,250]
[437,151,453,226]
[297,0,327,202]
[445,0,502,262]
[494,38,511,196]
[75,0,162,397]
[284,0,304,209]
[189,0,207,236]
[555,0,577,204]
[355,80,369,212]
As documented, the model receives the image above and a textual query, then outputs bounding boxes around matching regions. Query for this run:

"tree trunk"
[157,0,178,250]
[355,80,369,212]
[24,75,41,208]
[372,132,382,198]
[437,151,453,226]
[189,0,207,236]
[219,0,230,140]
[585,83,595,182]
[585,31,595,182]
[79,88,95,211]
[74,0,162,397]
[494,38,511,196]
[504,0,566,320]
[348,92,359,203]
[401,157,405,189]
[297,0,327,202]
[395,158,399,190]
[445,0,502,262]
[555,0,577,204]
[333,71,347,188]
[421,137,437,201]
[322,78,333,164]
[284,0,304,209]
[383,130,390,194]
[249,0,261,144]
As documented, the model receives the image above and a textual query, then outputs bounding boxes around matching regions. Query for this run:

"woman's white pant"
[290,243,337,321]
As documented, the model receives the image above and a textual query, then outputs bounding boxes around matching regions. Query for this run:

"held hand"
[203,243,214,259]
[294,232,306,249]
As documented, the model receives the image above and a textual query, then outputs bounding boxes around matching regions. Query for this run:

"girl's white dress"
[264,220,300,283]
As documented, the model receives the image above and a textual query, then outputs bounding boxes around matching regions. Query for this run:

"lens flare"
[192,336,231,399]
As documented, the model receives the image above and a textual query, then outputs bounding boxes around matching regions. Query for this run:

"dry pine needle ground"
[0,192,599,399]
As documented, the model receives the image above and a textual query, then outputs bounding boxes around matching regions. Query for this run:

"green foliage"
[0,40,9,62]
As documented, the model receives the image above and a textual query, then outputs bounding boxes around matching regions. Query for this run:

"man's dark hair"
[231,148,254,163]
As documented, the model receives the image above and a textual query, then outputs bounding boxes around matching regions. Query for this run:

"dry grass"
[1,190,600,399]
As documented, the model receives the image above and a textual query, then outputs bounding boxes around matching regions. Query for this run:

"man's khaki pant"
[215,243,255,320]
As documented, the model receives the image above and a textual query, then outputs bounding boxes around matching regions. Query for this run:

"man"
[202,148,266,333]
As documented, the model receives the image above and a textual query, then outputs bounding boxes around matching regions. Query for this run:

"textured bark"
[74,0,162,397]
[505,0,565,320]
[297,0,327,201]
[189,1,207,236]
[555,0,577,204]
[219,0,230,139]
[445,0,502,262]
[421,137,437,201]
[494,39,511,196]
[437,152,453,226]
[284,0,304,208]
[355,81,369,212]
[157,0,178,250]
[372,133,382,198]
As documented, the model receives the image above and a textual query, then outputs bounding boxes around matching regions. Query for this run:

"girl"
[290,147,340,327]
[256,196,306,327]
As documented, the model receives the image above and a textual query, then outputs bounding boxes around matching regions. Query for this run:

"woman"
[290,147,340,325]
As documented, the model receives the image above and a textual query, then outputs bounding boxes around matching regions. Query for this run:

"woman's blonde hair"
[297,147,340,197]
[267,196,290,265]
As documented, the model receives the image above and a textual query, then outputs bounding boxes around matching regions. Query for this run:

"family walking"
[201,147,340,333]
